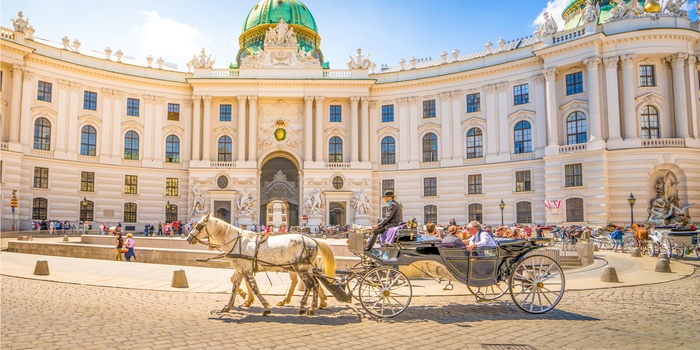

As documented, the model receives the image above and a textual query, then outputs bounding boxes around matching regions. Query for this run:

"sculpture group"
[647,171,695,224]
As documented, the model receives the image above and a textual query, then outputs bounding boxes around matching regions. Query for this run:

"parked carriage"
[650,227,700,259]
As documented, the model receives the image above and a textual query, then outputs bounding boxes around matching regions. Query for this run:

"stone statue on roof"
[191,48,216,69]
[664,0,689,17]
[534,12,558,40]
[264,19,298,47]
[581,0,601,24]
[11,11,28,33]
[347,48,374,70]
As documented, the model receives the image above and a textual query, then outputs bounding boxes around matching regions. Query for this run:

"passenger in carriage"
[441,225,463,244]
[463,221,497,250]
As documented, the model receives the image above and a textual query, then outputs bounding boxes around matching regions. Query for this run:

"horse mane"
[207,216,255,240]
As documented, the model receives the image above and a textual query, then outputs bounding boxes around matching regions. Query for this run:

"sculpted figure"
[353,190,372,216]
[191,181,209,216]
[534,12,558,40]
[347,48,372,69]
[11,11,28,33]
[237,189,255,216]
[664,0,689,17]
[695,1,700,16]
[581,0,601,24]
[305,189,323,216]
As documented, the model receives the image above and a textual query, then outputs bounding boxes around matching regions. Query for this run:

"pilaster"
[202,95,212,161]
[670,53,689,138]
[238,96,248,162]
[247,96,258,163]
[360,97,370,163]
[314,96,325,162]
[191,95,202,161]
[55,79,71,153]
[9,64,23,143]
[350,96,360,163]
[543,67,560,155]
[621,54,637,140]
[408,97,419,164]
[603,56,622,141]
[438,92,453,160]
[18,71,34,148]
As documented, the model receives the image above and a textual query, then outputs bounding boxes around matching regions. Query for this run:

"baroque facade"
[1,0,699,231]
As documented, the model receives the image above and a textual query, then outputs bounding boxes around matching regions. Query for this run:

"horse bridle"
[187,222,210,245]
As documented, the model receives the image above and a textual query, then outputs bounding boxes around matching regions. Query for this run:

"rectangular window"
[33,167,49,188]
[639,65,655,87]
[381,105,394,123]
[219,104,232,122]
[330,105,342,122]
[167,103,180,121]
[124,175,138,194]
[466,93,480,113]
[83,91,97,110]
[81,171,95,192]
[423,177,437,197]
[166,178,179,196]
[565,72,584,95]
[468,175,482,194]
[515,170,531,192]
[422,99,436,118]
[565,164,583,187]
[37,81,52,102]
[382,179,395,195]
[514,84,529,105]
[127,98,140,116]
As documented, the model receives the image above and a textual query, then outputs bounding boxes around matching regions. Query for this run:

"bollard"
[171,269,189,288]
[34,260,50,275]
[630,248,642,257]
[654,259,672,273]
[593,245,599,252]
[658,252,669,260]
[600,266,619,282]
[63,235,69,242]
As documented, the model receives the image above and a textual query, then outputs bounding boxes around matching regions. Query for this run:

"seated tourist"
[441,225,463,244]
[417,222,441,241]
[463,221,497,250]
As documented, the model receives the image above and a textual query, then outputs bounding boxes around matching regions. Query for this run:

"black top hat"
[383,190,394,197]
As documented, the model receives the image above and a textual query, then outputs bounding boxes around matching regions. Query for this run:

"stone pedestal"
[354,214,371,226]
[238,215,254,227]
[34,260,50,275]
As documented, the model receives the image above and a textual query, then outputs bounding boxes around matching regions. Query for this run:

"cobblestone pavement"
[2,261,699,350]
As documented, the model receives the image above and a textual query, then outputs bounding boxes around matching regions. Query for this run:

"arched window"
[424,205,437,224]
[329,136,343,163]
[32,198,48,220]
[514,121,532,154]
[165,135,180,163]
[466,128,483,159]
[217,136,232,162]
[565,198,584,222]
[641,106,660,139]
[33,117,51,150]
[468,203,483,223]
[80,125,97,156]
[381,136,396,164]
[422,133,438,162]
[80,200,94,222]
[124,131,139,160]
[124,202,137,223]
[566,112,587,145]
[516,202,532,224]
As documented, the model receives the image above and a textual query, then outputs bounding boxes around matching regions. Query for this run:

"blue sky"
[3,0,698,71]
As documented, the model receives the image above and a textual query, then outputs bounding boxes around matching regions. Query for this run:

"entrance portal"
[214,201,231,224]
[260,157,299,227]
[329,202,346,226]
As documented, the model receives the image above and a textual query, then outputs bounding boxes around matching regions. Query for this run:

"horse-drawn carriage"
[187,215,565,318]
[650,227,700,259]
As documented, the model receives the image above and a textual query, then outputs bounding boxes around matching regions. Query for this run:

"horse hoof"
[299,310,306,315]
[276,301,286,307]
[306,310,315,316]
[319,302,327,309]
[221,307,231,313]
[263,310,271,316]
[242,301,252,308]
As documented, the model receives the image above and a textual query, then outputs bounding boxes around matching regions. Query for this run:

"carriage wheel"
[622,236,636,251]
[509,255,565,314]
[695,247,700,259]
[467,279,509,301]
[649,242,659,257]
[358,267,412,318]
[601,238,614,250]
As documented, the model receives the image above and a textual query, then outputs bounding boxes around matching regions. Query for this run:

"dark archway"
[260,157,299,227]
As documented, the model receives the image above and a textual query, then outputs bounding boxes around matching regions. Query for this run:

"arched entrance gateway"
[259,156,300,229]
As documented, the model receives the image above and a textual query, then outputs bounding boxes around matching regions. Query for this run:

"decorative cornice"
[58,79,71,89]
[531,74,545,85]
[397,97,409,107]
[202,95,213,103]
[438,92,451,100]
[350,96,360,103]
[483,84,497,94]
[303,96,314,103]
[248,95,258,102]
[635,92,665,111]
[100,88,114,97]
[583,56,601,69]
[69,82,82,91]
[496,82,509,92]
[408,97,420,106]
[113,90,125,99]
[314,96,325,102]
[603,56,619,69]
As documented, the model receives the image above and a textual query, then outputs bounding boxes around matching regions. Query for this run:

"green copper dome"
[243,0,318,33]
[562,1,652,30]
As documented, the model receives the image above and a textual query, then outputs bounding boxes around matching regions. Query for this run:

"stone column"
[361,97,370,162]
[439,92,453,160]
[55,79,71,153]
[202,96,212,161]
[18,71,34,147]
[397,98,409,163]
[544,67,559,147]
[112,91,124,158]
[237,96,248,162]
[670,53,690,138]
[247,96,258,162]
[450,90,463,160]
[142,95,155,160]
[620,54,637,140]
[484,84,498,156]
[583,56,602,141]
[688,56,699,139]
[496,82,509,153]
[100,88,114,156]
[533,75,547,152]
[67,82,82,154]
[314,96,325,162]
[9,64,23,143]
[191,95,201,161]
[350,96,360,162]
[303,96,314,162]
[153,96,165,161]
[603,56,622,141]
[408,97,419,163]
[368,100,379,164]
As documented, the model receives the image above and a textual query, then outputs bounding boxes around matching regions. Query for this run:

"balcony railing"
[379,164,398,171]
[30,149,54,158]
[121,159,142,167]
[641,138,686,148]
[559,143,587,154]
[210,69,240,78]
[78,155,99,163]
[326,162,351,169]
[210,161,235,169]
[1,27,15,41]
[463,157,486,166]
[419,161,440,169]
[0,142,8,150]
[551,27,586,45]
[510,152,536,161]
[322,70,352,78]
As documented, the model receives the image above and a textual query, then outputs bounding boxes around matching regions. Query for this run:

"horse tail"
[315,240,336,279]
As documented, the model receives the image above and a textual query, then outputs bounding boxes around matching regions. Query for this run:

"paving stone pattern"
[2,262,699,350]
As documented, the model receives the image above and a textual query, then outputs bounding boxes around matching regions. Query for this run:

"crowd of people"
[30,220,92,235]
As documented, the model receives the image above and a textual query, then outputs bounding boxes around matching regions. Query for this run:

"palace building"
[1,0,699,231]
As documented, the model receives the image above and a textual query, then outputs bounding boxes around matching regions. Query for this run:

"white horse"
[186,214,336,316]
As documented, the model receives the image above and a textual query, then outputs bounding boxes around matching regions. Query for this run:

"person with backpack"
[611,227,625,252]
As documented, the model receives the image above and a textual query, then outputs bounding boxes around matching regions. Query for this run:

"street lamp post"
[499,199,505,226]
[627,193,636,227]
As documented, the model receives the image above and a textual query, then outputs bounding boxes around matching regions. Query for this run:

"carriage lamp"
[499,199,506,226]
[627,193,636,227]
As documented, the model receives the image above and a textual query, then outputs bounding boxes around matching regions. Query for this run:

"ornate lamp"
[499,199,506,226]
[627,193,636,227]
[81,196,88,206]
[166,201,171,210]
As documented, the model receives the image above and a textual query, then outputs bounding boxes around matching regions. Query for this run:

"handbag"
[121,247,128,253]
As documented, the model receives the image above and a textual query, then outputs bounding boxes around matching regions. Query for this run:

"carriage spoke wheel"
[509,255,564,314]
[695,246,700,259]
[467,279,509,301]
[358,267,412,318]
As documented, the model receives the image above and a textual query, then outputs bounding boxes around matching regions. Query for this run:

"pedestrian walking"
[158,221,163,236]
[124,233,136,262]
[115,232,124,261]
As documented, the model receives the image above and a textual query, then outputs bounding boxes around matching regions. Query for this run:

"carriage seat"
[395,229,419,241]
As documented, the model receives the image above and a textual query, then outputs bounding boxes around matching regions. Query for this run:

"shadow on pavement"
[209,305,364,325]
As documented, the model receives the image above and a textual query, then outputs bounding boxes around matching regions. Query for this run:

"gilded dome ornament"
[644,0,661,13]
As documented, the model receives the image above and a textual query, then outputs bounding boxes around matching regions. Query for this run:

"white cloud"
[532,0,568,30]
[135,11,208,68]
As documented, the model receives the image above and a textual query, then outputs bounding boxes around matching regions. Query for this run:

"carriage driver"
[463,221,497,250]
[364,191,403,251]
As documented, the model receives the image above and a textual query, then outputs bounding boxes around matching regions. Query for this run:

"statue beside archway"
[648,170,695,225]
